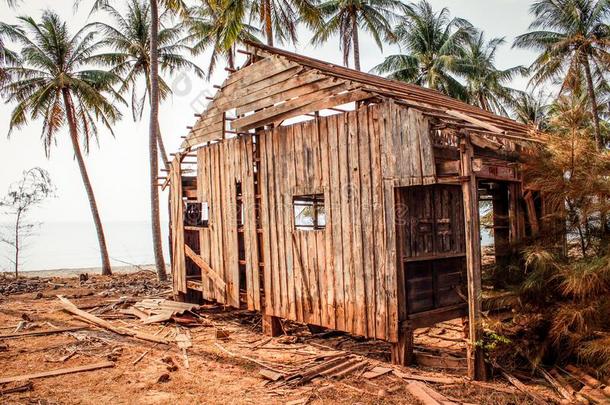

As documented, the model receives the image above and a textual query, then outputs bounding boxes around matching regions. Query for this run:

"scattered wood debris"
[133,299,200,325]
[57,296,170,345]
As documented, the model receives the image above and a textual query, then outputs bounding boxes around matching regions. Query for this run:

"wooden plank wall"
[258,101,434,342]
[170,158,186,293]
[382,104,436,186]
[195,136,260,310]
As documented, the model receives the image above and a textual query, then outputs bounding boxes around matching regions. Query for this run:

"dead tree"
[0,168,55,277]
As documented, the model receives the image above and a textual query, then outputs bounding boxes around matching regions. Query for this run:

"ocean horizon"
[1,219,493,273]
[0,220,170,272]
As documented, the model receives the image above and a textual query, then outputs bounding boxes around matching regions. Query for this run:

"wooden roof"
[181,41,535,150]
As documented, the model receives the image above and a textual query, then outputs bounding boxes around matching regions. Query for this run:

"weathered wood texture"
[170,157,186,293]
[195,136,260,310]
[253,102,432,342]
[382,105,436,186]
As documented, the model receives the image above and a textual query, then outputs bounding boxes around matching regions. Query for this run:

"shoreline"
[1,264,163,278]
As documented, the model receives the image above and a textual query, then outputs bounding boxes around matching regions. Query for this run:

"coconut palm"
[92,0,204,163]
[250,0,320,46]
[456,32,526,115]
[513,0,610,149]
[0,11,124,276]
[311,0,403,70]
[0,23,19,85]
[187,0,260,75]
[511,91,551,130]
[82,0,190,282]
[372,0,472,100]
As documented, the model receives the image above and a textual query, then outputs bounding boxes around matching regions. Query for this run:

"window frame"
[292,193,326,231]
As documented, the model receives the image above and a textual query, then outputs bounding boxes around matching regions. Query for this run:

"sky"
[0,0,538,227]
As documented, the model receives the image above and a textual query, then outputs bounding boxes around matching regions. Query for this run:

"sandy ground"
[0,271,553,404]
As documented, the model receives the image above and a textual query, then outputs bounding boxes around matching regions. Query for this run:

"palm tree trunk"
[62,88,112,276]
[157,121,169,171]
[582,56,602,150]
[352,13,360,71]
[264,0,273,46]
[150,0,168,282]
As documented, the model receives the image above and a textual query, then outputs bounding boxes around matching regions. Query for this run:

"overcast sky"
[0,0,537,225]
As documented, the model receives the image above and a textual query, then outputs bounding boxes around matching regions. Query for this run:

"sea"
[0,221,493,272]
[0,221,170,272]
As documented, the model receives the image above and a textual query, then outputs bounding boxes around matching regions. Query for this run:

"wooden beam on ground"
[0,361,115,384]
[184,244,227,292]
[459,134,487,381]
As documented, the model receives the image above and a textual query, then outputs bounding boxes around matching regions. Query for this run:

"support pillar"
[262,314,283,337]
[391,323,414,366]
[459,134,487,381]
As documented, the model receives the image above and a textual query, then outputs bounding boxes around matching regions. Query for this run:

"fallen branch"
[0,361,115,384]
[0,326,88,339]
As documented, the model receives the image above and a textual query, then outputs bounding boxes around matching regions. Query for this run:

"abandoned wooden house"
[164,42,541,381]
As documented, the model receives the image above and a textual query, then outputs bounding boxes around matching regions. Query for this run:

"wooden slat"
[348,108,365,337]
[358,105,375,338]
[327,114,345,331]
[232,82,350,131]
[283,125,297,320]
[318,116,335,329]
[170,157,186,293]
[236,72,333,115]
[370,104,387,340]
[259,131,273,315]
[337,111,354,333]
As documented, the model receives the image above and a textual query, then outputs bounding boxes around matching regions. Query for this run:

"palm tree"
[0,11,124,276]
[513,0,610,149]
[311,0,403,70]
[187,0,260,75]
[92,0,204,164]
[250,0,320,46]
[456,32,526,115]
[84,0,189,282]
[372,0,472,100]
[511,91,550,130]
[0,23,19,85]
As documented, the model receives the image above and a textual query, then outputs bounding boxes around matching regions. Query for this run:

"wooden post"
[459,134,487,381]
[391,323,414,366]
[262,314,282,337]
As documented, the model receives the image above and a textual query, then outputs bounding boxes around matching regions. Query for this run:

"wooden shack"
[165,42,538,380]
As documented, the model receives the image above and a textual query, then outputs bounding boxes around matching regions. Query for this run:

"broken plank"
[501,370,547,405]
[0,361,115,384]
[404,381,446,405]
[362,366,393,379]
[184,245,227,292]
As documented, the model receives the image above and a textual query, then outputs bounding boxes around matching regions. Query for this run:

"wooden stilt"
[460,134,487,381]
[391,323,414,366]
[262,314,283,337]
